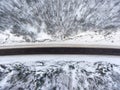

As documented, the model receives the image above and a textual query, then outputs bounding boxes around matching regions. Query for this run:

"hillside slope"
[0,61,120,90]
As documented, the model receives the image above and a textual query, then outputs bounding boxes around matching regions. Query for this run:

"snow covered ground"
[0,55,120,65]
[0,31,120,49]
[0,55,120,90]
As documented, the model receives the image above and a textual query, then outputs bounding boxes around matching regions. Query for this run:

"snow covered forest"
[0,0,120,44]
[0,54,120,90]
[0,60,120,90]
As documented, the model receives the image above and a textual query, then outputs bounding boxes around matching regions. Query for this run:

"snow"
[0,30,120,49]
[0,55,120,65]
[60,30,120,47]
[0,71,14,89]
[24,24,38,34]
[0,0,120,49]
[0,55,120,90]
[0,0,120,89]
[36,31,52,41]
[0,30,25,44]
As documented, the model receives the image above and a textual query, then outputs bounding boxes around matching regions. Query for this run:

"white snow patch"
[36,31,52,41]
[0,71,14,89]
[0,55,120,65]
[1,30,120,46]
[0,30,24,44]
[62,30,120,46]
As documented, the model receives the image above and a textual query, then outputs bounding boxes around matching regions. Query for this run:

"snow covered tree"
[0,0,120,41]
